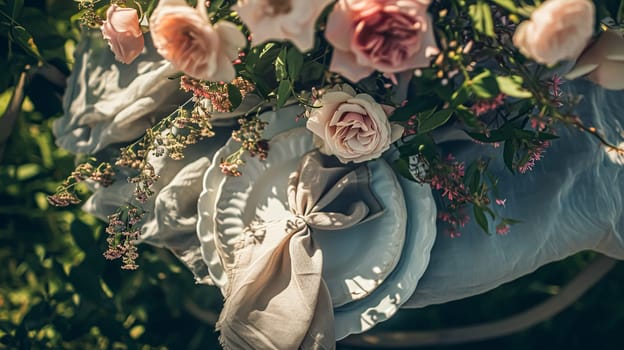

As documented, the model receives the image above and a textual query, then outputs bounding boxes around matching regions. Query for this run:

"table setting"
[44,0,624,348]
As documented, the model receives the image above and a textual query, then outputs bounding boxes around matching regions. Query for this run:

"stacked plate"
[196,105,437,339]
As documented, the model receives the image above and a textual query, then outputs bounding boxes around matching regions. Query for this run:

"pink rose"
[150,0,246,82]
[566,30,624,90]
[306,85,404,163]
[235,0,334,52]
[325,0,439,83]
[101,5,145,64]
[512,0,594,65]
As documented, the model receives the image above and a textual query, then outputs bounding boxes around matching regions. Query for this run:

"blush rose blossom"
[306,85,404,163]
[150,0,246,82]
[234,0,334,52]
[101,4,145,64]
[512,0,595,65]
[566,29,624,90]
[325,0,439,83]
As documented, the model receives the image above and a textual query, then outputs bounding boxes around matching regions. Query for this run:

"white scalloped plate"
[196,105,306,287]
[197,106,437,339]
[333,162,437,340]
[213,127,406,307]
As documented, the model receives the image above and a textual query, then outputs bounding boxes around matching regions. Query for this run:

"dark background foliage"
[1,0,622,349]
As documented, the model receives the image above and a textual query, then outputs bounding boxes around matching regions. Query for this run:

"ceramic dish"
[196,105,306,287]
[197,105,437,339]
[213,127,407,307]
[333,166,437,339]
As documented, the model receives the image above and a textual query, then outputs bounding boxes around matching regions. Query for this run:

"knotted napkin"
[216,151,384,349]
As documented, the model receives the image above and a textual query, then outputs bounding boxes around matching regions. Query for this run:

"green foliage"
[0,0,77,91]
[0,2,227,348]
[0,105,224,349]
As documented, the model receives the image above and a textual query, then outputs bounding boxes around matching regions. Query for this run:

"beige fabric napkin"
[216,151,383,349]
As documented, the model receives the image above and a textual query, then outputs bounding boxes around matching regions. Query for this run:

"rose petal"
[325,1,354,51]
[150,2,240,82]
[101,5,144,64]
[107,6,142,37]
[390,123,404,142]
[305,85,397,163]
[235,0,333,52]
[329,49,375,82]
[214,21,247,60]
[513,0,594,65]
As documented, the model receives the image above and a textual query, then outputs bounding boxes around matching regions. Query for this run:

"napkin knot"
[217,151,384,350]
[285,215,309,235]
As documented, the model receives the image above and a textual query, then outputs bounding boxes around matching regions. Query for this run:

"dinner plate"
[333,154,437,339]
[197,105,437,339]
[213,127,407,307]
[197,105,306,287]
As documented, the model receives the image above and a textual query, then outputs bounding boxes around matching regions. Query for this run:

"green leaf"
[473,205,490,234]
[469,132,503,143]
[496,75,532,98]
[146,0,159,18]
[501,217,523,225]
[491,0,533,17]
[259,43,277,59]
[227,84,242,111]
[390,96,438,122]
[418,109,453,134]
[469,0,495,37]
[471,70,499,98]
[503,139,516,173]
[299,61,326,83]
[10,25,42,59]
[465,162,481,193]
[276,80,291,108]
[393,158,416,181]
[398,133,438,159]
[286,46,304,81]
[455,105,482,129]
[208,0,225,11]
[537,132,559,141]
[451,85,470,107]
[468,122,516,142]
[9,0,23,18]
[274,47,288,81]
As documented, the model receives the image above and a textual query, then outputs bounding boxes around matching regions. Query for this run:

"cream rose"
[234,0,334,52]
[306,85,404,163]
[325,0,439,82]
[512,0,595,65]
[150,0,246,82]
[101,4,145,64]
[565,29,624,90]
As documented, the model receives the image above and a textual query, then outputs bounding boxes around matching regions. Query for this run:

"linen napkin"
[216,151,383,349]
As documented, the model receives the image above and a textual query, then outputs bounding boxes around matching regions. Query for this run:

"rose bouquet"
[46,0,624,346]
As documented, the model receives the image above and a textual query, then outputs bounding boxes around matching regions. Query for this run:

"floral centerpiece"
[47,0,624,347]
